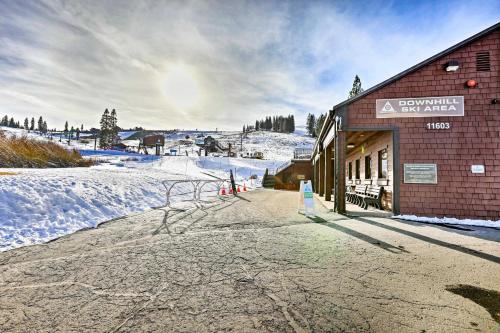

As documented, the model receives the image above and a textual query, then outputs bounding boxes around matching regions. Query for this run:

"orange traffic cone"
[237,185,241,193]
[220,186,226,195]
[229,187,233,194]
[243,183,247,192]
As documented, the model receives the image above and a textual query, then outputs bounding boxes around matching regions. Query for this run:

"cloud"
[0,0,499,130]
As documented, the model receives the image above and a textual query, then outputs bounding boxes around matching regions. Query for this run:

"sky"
[1,0,499,130]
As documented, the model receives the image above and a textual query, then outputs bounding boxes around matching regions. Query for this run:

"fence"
[162,179,230,208]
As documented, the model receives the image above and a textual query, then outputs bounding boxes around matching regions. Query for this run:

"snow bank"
[0,154,274,251]
[393,215,500,228]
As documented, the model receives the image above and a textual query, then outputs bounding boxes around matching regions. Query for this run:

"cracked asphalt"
[1,190,499,332]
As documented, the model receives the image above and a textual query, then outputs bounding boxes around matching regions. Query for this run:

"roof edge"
[330,21,500,112]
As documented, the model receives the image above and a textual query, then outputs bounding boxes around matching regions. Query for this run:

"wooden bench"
[346,185,355,203]
[352,184,367,206]
[357,185,384,210]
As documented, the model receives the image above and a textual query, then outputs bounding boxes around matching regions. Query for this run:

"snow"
[393,215,500,229]
[0,129,311,251]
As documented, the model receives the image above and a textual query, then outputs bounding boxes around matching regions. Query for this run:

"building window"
[365,155,371,179]
[355,159,360,179]
[378,149,388,178]
[348,162,352,180]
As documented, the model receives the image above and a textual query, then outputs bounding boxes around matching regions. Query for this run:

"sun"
[161,64,201,110]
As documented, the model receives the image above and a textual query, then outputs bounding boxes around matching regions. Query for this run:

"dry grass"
[0,171,18,176]
[0,130,93,168]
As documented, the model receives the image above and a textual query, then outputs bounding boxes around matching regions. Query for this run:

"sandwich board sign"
[298,180,315,217]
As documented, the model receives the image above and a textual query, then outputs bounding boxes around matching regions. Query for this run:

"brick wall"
[345,30,500,219]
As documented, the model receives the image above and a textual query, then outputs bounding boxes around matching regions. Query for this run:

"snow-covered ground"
[0,126,310,251]
[393,215,500,229]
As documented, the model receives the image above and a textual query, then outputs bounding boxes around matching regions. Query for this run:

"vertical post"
[325,145,332,201]
[312,160,317,193]
[319,152,325,197]
[335,131,346,213]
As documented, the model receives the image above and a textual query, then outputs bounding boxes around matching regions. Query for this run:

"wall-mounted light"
[492,98,499,104]
[465,79,478,88]
[444,60,460,72]
[347,144,355,148]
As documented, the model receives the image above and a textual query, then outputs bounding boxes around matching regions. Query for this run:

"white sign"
[376,96,464,118]
[471,165,485,174]
[299,180,315,217]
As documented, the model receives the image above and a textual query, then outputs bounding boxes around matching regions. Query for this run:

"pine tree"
[24,118,29,130]
[99,109,110,149]
[290,115,295,133]
[38,116,43,132]
[243,125,246,133]
[255,120,259,131]
[76,127,80,140]
[64,121,68,134]
[30,117,35,131]
[315,113,326,137]
[42,121,48,133]
[8,117,15,127]
[109,109,118,145]
[1,115,8,126]
[306,113,316,137]
[348,75,364,98]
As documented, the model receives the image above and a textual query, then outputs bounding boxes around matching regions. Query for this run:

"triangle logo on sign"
[381,101,395,113]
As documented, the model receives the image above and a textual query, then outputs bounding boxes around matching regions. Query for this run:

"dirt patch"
[446,284,500,323]
[0,171,18,176]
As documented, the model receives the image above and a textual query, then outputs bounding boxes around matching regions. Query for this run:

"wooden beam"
[325,145,332,201]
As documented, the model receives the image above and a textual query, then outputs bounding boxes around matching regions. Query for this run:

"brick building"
[312,22,499,219]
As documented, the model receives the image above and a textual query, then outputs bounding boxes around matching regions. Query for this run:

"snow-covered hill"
[0,127,315,251]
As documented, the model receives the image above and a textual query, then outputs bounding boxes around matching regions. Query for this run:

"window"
[348,162,352,180]
[378,149,388,178]
[355,159,360,179]
[365,155,371,179]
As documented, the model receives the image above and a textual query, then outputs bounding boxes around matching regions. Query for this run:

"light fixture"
[347,144,355,148]
[444,60,460,72]
[465,79,478,88]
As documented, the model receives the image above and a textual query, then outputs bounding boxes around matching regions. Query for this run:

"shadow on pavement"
[353,216,500,265]
[308,216,409,254]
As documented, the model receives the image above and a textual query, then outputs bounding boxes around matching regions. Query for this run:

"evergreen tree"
[64,121,69,134]
[315,113,326,137]
[81,124,84,131]
[42,121,48,133]
[242,125,246,133]
[290,115,295,133]
[255,120,259,131]
[1,115,8,126]
[306,113,316,137]
[30,117,35,131]
[109,109,118,145]
[348,75,364,98]
[76,127,80,140]
[99,109,110,149]
[38,116,43,132]
[24,118,29,130]
[8,117,15,127]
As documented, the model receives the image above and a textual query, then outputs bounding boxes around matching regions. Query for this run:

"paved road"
[0,190,499,332]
